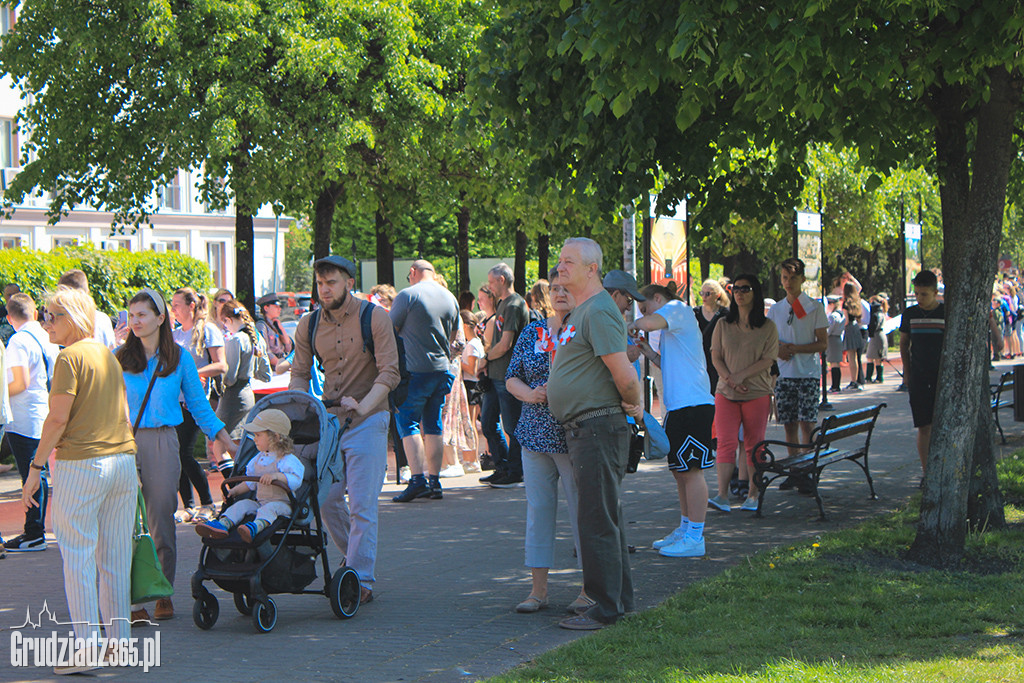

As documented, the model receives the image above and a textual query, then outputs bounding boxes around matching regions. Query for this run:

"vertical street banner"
[905,222,922,295]
[796,211,822,300]
[649,196,688,292]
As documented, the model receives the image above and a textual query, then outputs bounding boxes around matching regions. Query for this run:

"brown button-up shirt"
[289,294,401,427]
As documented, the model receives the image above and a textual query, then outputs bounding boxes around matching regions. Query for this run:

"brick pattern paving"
[0,364,1019,682]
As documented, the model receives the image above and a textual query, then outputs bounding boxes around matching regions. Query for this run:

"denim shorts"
[395,370,456,438]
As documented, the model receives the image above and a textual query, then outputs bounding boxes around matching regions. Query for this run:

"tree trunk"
[375,210,395,286]
[967,378,1005,531]
[699,249,710,284]
[538,231,549,281]
[514,226,527,294]
[234,209,255,308]
[314,182,343,262]
[457,199,470,294]
[908,68,1018,567]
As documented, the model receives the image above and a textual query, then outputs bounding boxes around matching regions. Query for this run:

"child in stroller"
[196,409,303,543]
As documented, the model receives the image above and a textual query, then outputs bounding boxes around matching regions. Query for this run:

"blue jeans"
[396,371,456,438]
[8,431,48,537]
[493,379,523,477]
[480,384,508,466]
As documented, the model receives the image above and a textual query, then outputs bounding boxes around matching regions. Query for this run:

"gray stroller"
[190,390,359,632]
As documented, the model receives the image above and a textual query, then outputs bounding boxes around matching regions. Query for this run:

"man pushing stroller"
[197,409,303,543]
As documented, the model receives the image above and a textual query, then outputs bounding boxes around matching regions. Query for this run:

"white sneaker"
[439,464,465,478]
[462,460,482,474]
[659,536,706,558]
[652,525,687,550]
[399,466,411,484]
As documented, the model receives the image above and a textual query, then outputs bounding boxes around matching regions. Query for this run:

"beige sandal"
[567,594,596,614]
[174,508,196,524]
[515,595,548,613]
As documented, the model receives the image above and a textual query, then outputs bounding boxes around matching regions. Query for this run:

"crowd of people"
[0,241,955,670]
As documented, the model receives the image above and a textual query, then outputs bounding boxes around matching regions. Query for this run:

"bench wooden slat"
[820,405,885,431]
[817,419,877,446]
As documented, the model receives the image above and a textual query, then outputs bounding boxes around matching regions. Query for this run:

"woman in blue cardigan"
[116,289,236,622]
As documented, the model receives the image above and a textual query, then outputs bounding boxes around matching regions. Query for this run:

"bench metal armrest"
[751,438,815,469]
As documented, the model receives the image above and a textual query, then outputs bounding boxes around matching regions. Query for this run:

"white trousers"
[322,411,389,590]
[52,452,137,641]
[222,498,292,525]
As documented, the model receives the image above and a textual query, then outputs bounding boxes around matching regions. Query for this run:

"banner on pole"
[796,211,822,300]
[649,196,688,292]
[905,222,922,295]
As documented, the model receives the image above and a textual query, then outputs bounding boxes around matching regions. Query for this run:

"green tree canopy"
[481,0,1024,565]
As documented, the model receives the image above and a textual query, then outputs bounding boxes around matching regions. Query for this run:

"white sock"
[686,521,704,541]
[680,515,690,532]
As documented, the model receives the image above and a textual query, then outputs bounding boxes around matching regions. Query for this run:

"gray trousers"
[135,426,181,586]
[322,411,389,590]
[564,413,634,624]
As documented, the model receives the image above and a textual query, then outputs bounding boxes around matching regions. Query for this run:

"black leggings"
[177,406,213,508]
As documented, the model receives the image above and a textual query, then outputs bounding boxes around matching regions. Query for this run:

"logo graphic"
[673,436,714,471]
[9,602,161,672]
[557,325,577,346]
[535,327,554,354]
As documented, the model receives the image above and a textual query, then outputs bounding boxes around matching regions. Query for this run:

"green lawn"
[494,459,1024,682]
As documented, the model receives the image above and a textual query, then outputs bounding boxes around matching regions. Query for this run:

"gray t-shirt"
[547,291,626,423]
[488,292,529,380]
[390,281,460,373]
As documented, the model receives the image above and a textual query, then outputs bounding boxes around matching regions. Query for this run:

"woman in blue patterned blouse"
[505,269,589,615]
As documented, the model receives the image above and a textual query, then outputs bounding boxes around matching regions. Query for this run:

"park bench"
[990,371,1014,444]
[750,403,887,520]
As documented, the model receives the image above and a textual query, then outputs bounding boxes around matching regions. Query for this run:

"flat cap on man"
[602,270,646,301]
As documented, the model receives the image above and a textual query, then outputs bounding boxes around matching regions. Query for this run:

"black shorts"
[665,404,716,472]
[909,379,937,428]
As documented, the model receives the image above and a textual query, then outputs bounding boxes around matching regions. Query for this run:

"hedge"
[0,245,213,314]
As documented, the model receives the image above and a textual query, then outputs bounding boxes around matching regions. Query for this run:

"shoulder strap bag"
[130,359,175,604]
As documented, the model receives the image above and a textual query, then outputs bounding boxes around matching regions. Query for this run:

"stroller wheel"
[193,592,219,630]
[252,597,278,633]
[233,592,254,616]
[329,567,360,619]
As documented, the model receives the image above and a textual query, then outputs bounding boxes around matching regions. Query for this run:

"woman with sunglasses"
[116,289,236,622]
[709,275,779,512]
[21,286,136,671]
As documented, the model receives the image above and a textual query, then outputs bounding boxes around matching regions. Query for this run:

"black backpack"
[867,302,883,337]
[306,300,410,410]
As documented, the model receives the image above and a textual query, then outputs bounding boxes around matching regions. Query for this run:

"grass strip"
[495,491,1024,682]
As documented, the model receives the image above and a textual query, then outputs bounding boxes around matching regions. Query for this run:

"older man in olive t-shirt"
[547,237,643,631]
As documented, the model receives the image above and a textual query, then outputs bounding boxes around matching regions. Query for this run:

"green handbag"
[131,489,174,604]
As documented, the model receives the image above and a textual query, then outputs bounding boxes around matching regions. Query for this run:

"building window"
[1,236,20,249]
[99,239,132,252]
[158,183,182,211]
[207,242,226,287]
[151,240,180,253]
[0,119,16,169]
[53,237,81,249]
[1,8,14,37]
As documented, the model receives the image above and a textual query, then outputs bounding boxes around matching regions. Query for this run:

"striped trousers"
[52,452,137,641]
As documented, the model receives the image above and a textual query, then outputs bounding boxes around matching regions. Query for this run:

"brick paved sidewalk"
[0,364,1020,683]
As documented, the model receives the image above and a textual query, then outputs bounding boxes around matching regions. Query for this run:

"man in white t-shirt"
[57,269,116,348]
[766,258,827,490]
[630,285,715,559]
[4,293,59,552]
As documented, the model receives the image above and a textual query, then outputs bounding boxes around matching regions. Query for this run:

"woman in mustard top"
[21,286,137,672]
